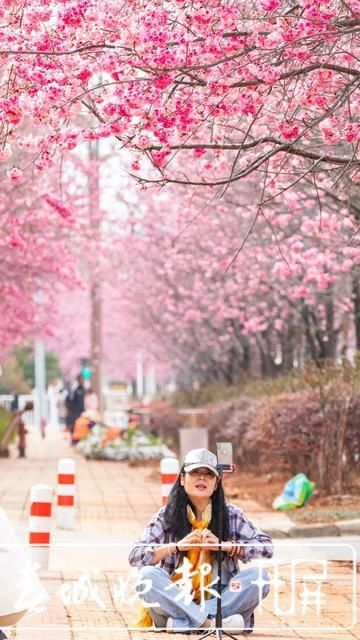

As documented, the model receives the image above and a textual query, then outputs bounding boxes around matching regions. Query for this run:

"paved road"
[0,430,358,640]
[274,536,359,563]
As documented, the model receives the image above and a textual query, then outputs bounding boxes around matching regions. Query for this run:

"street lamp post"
[34,338,47,431]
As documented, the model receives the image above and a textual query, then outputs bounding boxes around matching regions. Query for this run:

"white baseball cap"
[183,448,219,477]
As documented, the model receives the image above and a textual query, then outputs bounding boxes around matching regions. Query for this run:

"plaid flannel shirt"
[128,503,273,578]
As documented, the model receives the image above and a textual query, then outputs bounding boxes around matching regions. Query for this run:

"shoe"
[222,614,245,635]
[243,612,255,635]
[167,617,212,635]
[194,614,245,635]
[166,617,185,633]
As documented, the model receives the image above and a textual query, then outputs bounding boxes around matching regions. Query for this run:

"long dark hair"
[164,467,230,542]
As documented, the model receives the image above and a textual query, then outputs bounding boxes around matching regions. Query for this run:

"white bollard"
[56,458,76,530]
[160,457,179,506]
[29,484,52,570]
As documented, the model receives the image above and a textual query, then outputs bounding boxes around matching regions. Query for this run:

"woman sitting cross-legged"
[128,448,273,634]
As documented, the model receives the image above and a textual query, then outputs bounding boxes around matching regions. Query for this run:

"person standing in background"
[10,394,19,413]
[65,375,85,437]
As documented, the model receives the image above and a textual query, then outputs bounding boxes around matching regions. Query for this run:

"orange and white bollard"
[56,458,76,530]
[160,457,179,506]
[29,484,52,569]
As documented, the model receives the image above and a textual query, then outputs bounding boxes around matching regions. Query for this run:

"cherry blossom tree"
[0,137,110,363]
[108,177,360,385]
[0,157,79,355]
[0,0,358,202]
[1,0,359,383]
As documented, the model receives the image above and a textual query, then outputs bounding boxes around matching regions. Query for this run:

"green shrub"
[165,360,360,493]
[204,384,360,493]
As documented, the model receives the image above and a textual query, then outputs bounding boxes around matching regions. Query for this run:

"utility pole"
[91,279,102,409]
[88,140,103,411]
[136,352,144,400]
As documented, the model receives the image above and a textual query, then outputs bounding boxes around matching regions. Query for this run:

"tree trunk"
[317,426,327,489]
[325,294,338,360]
[90,281,103,410]
[88,141,103,411]
[301,305,320,364]
[241,337,251,371]
[257,332,275,377]
[353,278,360,350]
[282,320,295,371]
[333,396,350,494]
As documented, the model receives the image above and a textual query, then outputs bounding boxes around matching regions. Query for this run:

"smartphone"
[216,442,234,473]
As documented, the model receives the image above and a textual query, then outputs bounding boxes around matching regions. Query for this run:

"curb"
[264,518,360,538]
[288,523,339,538]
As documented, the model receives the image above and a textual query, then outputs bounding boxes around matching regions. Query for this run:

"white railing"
[0,394,35,426]
[0,395,14,411]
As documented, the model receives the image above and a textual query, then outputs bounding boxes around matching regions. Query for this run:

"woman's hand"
[177,530,203,552]
[201,534,245,558]
[200,529,220,550]
[222,540,245,559]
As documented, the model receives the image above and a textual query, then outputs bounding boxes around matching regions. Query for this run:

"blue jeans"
[136,565,270,631]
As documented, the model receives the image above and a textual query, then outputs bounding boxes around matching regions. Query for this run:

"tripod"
[198,465,239,640]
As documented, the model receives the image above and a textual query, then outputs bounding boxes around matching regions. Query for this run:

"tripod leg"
[197,627,242,640]
[196,630,215,639]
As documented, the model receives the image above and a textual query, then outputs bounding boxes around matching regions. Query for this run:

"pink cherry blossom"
[7,167,23,183]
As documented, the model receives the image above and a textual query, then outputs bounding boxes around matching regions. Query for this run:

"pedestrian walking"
[0,401,33,458]
[17,412,28,458]
[129,448,273,634]
[17,401,33,458]
[65,375,85,437]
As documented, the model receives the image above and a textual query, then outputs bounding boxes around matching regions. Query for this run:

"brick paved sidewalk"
[0,430,358,640]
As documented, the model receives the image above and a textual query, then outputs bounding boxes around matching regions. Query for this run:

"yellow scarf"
[134,502,214,627]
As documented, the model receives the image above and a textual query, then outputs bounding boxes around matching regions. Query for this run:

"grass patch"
[0,407,11,442]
